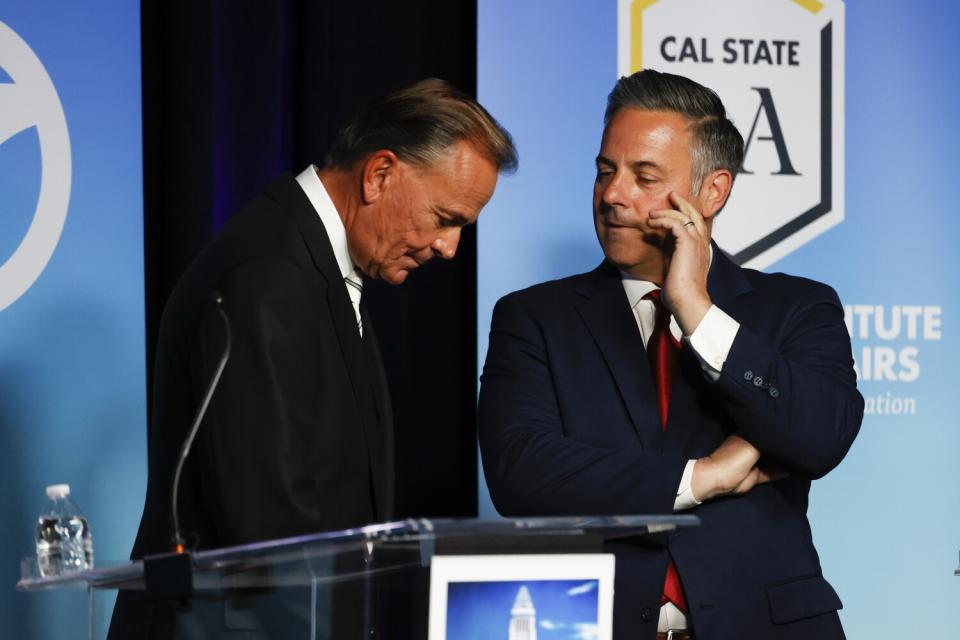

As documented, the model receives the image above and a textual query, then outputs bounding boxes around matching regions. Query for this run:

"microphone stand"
[144,291,232,598]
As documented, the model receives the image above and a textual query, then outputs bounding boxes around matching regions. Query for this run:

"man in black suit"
[479,70,861,639]
[111,79,516,638]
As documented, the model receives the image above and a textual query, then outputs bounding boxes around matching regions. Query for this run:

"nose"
[598,170,626,210]
[432,227,461,260]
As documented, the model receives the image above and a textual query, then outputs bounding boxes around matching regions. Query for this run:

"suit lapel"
[575,262,664,451]
[573,246,752,454]
[266,175,392,519]
[706,241,753,306]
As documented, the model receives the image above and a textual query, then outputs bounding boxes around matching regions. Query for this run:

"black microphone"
[170,290,232,552]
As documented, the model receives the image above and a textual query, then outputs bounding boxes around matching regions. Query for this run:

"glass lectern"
[18,515,698,639]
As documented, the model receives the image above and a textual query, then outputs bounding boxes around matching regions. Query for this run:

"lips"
[598,211,638,228]
[603,218,639,230]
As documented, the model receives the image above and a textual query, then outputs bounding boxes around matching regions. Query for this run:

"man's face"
[593,108,701,280]
[350,140,498,285]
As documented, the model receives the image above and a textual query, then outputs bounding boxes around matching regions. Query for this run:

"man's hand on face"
[692,435,787,502]
[648,192,713,336]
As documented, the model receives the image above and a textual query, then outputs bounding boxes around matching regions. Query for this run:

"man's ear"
[698,169,733,219]
[360,150,399,205]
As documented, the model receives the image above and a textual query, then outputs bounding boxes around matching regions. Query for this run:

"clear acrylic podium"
[18,515,698,639]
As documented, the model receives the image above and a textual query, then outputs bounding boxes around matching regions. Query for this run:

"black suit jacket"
[478,246,862,640]
[111,174,392,637]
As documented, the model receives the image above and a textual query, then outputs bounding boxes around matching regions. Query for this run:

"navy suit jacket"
[479,246,862,640]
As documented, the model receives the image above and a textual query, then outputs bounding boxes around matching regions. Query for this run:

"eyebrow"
[595,155,664,173]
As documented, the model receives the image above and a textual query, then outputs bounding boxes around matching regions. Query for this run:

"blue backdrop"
[478,1,960,637]
[0,2,145,638]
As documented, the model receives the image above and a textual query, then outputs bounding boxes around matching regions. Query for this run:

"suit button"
[743,370,753,381]
[753,375,764,387]
[769,386,780,398]
[640,607,654,622]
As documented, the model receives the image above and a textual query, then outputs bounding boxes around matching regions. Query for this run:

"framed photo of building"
[428,554,615,640]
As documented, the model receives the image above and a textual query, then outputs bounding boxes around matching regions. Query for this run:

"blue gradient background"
[478,1,960,637]
[1,2,145,638]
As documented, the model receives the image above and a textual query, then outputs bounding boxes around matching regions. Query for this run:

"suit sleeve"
[193,259,345,546]
[478,293,686,517]
[714,282,863,479]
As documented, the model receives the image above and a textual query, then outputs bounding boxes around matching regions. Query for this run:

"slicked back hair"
[604,69,744,194]
[325,78,517,175]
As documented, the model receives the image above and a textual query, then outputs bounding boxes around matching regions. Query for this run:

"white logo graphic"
[618,0,844,269]
[0,20,71,311]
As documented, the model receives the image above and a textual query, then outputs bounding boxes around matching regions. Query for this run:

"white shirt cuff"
[685,304,739,382]
[673,459,701,511]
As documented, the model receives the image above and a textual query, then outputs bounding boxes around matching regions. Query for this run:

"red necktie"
[643,289,688,612]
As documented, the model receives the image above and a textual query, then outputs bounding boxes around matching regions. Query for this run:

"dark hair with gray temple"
[325,78,518,175]
[605,69,744,193]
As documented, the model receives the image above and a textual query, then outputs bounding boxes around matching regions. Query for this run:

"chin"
[603,244,663,274]
[383,269,409,285]
[601,241,641,266]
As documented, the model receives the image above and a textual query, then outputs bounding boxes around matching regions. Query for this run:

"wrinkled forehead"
[415,141,499,210]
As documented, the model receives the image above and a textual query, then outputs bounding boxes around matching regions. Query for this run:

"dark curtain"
[141,0,479,519]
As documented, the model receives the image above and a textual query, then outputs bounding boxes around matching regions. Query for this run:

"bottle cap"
[45,484,70,499]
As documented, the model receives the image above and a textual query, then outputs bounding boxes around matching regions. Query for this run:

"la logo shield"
[618,0,844,268]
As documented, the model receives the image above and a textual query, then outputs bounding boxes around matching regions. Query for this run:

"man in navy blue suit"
[479,69,862,639]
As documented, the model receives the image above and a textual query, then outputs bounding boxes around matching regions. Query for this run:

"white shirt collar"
[619,245,714,307]
[621,277,659,309]
[295,165,354,280]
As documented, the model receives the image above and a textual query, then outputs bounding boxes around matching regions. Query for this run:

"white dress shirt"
[295,166,364,335]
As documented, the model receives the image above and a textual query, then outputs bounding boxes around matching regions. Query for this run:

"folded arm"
[705,283,863,480]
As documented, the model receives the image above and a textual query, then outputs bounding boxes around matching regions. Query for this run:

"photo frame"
[428,553,615,640]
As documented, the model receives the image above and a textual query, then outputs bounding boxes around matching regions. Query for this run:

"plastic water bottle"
[35,484,93,577]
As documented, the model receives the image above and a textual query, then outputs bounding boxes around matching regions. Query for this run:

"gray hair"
[325,78,517,174]
[604,69,743,193]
